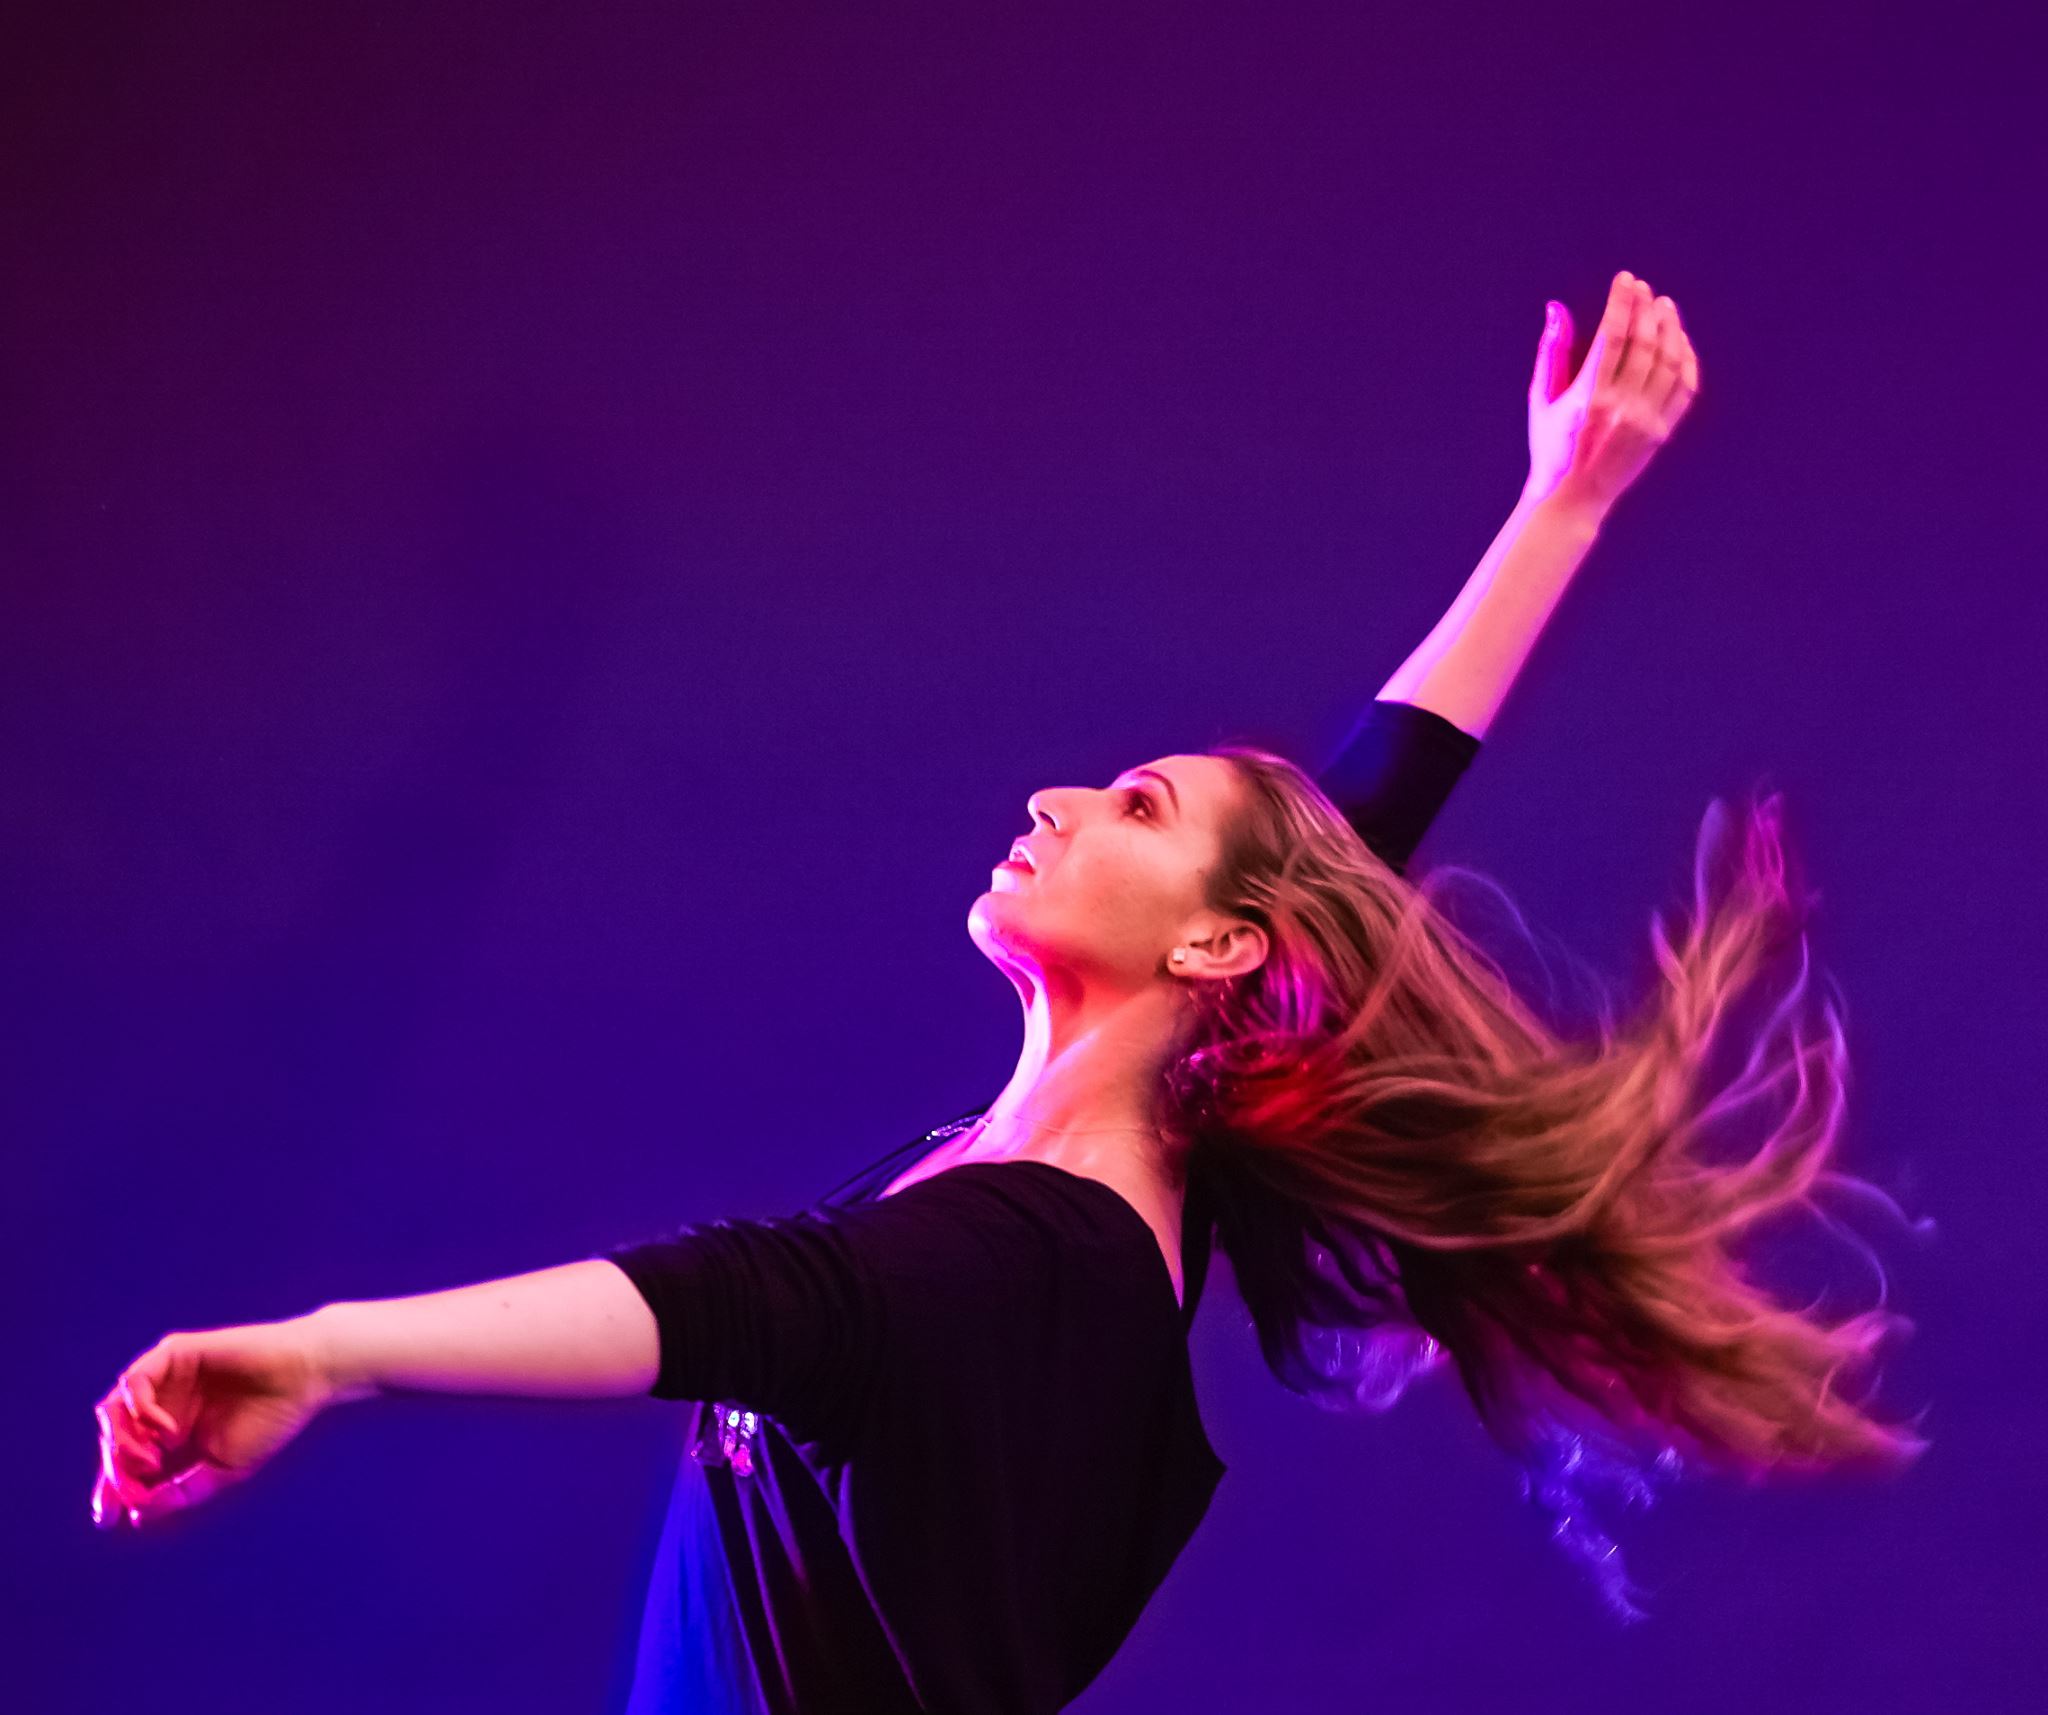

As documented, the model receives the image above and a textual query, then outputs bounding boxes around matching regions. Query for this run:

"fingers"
[92,1450,231,1530]
[92,1345,190,1531]
[123,1336,193,1429]
[93,1380,234,1530]
[1645,296,1688,418]
[1592,270,1635,393]
[103,1406,162,1481]
[1615,275,1659,395]
[1531,299,1574,403]
[96,1388,164,1488]
[93,1413,158,1528]
[129,1456,233,1525]
[92,1467,132,1529]
[127,1369,179,1440]
[1541,268,1703,422]
[93,1423,155,1530]
[1655,295,1701,415]
[1607,270,1701,422]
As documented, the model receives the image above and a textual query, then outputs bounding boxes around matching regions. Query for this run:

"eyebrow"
[1123,766,1181,818]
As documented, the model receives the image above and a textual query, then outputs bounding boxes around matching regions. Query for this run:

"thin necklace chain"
[963,1118,1171,1143]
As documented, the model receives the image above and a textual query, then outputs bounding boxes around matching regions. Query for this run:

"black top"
[599,699,1480,1714]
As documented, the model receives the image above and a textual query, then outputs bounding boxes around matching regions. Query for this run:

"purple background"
[9,4,2037,1710]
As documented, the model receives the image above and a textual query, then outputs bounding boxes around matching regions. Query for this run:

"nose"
[1025,790,1061,832]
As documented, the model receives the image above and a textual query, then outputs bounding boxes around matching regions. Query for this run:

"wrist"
[1519,476,1610,538]
[303,1303,381,1408]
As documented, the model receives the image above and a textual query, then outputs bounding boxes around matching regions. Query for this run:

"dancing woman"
[93,271,1925,1712]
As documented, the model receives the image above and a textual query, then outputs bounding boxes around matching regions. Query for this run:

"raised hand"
[1526,268,1701,516]
[91,1317,340,1531]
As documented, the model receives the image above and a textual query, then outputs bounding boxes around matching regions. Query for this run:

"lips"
[1005,841,1037,872]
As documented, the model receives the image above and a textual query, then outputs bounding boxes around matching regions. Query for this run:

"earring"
[1170,949,1186,964]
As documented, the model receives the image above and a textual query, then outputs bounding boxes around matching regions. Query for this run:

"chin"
[967,894,1040,962]
[966,895,1010,951]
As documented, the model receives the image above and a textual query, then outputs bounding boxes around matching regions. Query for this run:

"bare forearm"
[1376,486,1606,740]
[309,1259,661,1404]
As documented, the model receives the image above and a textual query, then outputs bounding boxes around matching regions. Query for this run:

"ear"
[1177,915,1268,981]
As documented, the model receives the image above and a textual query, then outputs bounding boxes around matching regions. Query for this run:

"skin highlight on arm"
[1376,486,1605,741]
[310,1258,664,1404]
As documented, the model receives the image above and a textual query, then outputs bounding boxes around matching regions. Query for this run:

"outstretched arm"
[1320,269,1702,870]
[91,1263,666,1528]
[310,1262,661,1401]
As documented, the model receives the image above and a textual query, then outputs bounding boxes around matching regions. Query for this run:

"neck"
[964,974,1190,1191]
[928,975,1194,1310]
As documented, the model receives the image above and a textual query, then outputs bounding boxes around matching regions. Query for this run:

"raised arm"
[1319,268,1702,870]
[1372,488,1604,742]
[1383,268,1699,737]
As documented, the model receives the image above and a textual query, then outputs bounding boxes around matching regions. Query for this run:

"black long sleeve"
[1315,697,1481,876]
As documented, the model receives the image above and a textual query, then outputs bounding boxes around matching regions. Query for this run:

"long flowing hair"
[1163,746,1931,1621]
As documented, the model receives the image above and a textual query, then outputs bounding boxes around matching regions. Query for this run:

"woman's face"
[968,752,1248,994]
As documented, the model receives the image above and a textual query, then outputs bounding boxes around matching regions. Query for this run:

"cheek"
[1055,848,1189,934]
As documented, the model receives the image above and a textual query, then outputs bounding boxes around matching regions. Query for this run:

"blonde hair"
[1163,746,1930,1621]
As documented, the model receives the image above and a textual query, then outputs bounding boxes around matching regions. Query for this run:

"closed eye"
[1123,787,1154,819]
